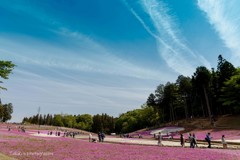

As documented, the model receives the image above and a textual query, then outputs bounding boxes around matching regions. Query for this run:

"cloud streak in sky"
[0,32,165,81]
[198,0,240,64]
[124,0,211,75]
[0,31,162,121]
[0,0,175,81]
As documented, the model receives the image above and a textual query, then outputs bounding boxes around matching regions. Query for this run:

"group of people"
[180,133,198,148]
[179,132,227,149]
[188,133,198,148]
[63,131,80,138]
[98,132,105,142]
[18,126,26,133]
[205,132,227,149]
[88,132,105,143]
[47,131,61,136]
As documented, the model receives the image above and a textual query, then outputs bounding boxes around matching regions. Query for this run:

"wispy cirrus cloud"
[124,0,211,75]
[0,32,168,81]
[0,0,175,81]
[0,0,181,121]
[198,0,240,65]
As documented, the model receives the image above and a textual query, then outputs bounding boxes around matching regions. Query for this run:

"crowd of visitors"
[155,131,228,149]
[5,125,229,149]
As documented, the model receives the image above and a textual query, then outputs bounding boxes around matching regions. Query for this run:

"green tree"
[115,110,138,133]
[163,82,179,122]
[192,66,212,120]
[53,114,64,126]
[216,55,236,114]
[92,114,104,133]
[0,103,13,122]
[46,114,53,125]
[76,114,93,131]
[0,60,15,122]
[210,68,218,115]
[115,105,160,134]
[39,114,43,125]
[22,117,29,124]
[220,68,240,114]
[141,104,159,127]
[62,115,76,128]
[146,93,156,107]
[0,60,15,90]
[154,84,166,122]
[176,75,192,119]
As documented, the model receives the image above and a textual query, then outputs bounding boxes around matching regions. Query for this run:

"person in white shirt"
[222,135,227,149]
[89,133,92,142]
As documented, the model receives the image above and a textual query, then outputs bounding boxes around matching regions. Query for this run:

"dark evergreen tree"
[176,75,192,119]
[220,68,240,114]
[192,66,212,120]
[216,55,236,114]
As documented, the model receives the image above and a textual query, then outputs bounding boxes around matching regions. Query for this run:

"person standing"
[180,134,185,147]
[193,133,198,148]
[158,132,163,146]
[101,132,105,142]
[89,133,92,142]
[205,132,212,148]
[222,135,227,149]
[188,133,194,148]
[98,132,102,142]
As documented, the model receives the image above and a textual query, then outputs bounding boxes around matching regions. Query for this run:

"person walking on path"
[193,133,198,148]
[158,132,163,146]
[180,134,185,147]
[101,132,105,142]
[222,135,227,149]
[98,132,102,142]
[205,132,212,148]
[188,133,194,148]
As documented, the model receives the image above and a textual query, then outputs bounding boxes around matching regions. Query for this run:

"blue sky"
[0,0,239,122]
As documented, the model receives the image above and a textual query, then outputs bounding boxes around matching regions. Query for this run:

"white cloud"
[0,32,162,122]
[0,0,181,122]
[198,0,240,65]
[2,65,155,122]
[124,0,211,75]
[0,29,176,81]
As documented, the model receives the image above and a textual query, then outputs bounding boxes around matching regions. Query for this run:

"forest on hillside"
[23,55,240,134]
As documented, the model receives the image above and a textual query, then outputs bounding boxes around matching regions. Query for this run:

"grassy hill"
[167,115,240,131]
[215,115,240,129]
[129,115,240,137]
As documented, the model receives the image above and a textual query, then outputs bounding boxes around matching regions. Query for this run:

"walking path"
[76,135,240,149]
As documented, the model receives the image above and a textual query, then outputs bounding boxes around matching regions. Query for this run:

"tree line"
[146,55,239,122]
[23,55,240,133]
[115,55,239,133]
[22,113,115,134]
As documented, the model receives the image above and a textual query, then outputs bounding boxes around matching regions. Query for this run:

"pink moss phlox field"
[1,125,240,160]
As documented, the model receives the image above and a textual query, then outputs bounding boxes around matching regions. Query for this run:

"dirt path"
[76,135,240,149]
